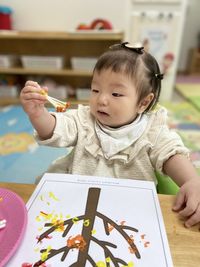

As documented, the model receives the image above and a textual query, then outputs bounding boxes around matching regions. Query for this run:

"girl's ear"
[138,93,154,113]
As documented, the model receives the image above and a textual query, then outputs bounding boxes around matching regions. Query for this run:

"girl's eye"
[92,89,99,93]
[112,93,123,97]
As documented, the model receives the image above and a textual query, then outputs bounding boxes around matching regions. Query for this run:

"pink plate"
[0,188,27,267]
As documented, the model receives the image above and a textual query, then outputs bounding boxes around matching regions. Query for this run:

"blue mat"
[0,105,66,184]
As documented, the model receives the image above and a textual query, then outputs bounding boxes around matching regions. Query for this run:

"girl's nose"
[98,93,108,105]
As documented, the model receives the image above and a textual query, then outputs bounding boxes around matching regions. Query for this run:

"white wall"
[0,0,126,31]
[0,0,199,71]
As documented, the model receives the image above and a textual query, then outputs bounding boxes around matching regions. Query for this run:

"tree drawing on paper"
[33,187,143,267]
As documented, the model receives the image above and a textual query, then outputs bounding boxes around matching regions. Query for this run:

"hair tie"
[109,42,144,54]
[155,73,164,80]
[122,42,144,54]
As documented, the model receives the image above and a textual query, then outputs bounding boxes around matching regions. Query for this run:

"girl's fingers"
[23,81,43,96]
[25,80,40,88]
[21,89,47,103]
[23,81,49,98]
[172,190,185,211]
[41,86,48,92]
[23,85,41,94]
[184,203,200,227]
[178,199,198,217]
[22,85,47,99]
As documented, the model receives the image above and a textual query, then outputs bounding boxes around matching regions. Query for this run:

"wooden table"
[0,182,199,267]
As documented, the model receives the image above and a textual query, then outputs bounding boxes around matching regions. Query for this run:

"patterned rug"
[0,105,66,184]
[175,82,200,111]
[163,101,200,172]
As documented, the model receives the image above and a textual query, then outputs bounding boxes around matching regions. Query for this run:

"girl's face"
[89,69,144,127]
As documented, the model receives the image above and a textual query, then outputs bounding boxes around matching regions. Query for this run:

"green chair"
[156,171,179,195]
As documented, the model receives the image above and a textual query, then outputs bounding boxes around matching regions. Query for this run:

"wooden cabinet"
[187,48,200,74]
[0,30,124,105]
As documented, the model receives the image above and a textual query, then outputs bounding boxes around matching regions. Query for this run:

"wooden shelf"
[0,97,20,106]
[0,30,124,106]
[0,67,92,76]
[0,30,124,40]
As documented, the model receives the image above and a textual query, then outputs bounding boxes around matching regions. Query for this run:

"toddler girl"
[20,42,200,228]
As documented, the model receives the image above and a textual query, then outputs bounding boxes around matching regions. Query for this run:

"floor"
[0,106,66,184]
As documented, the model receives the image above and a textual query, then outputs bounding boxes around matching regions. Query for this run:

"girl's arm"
[163,154,200,227]
[163,154,199,186]
[20,80,56,140]
[29,108,56,140]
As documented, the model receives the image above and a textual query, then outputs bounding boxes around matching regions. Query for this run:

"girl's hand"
[173,178,200,227]
[20,81,48,118]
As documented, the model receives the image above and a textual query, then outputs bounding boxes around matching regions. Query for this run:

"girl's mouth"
[97,111,109,116]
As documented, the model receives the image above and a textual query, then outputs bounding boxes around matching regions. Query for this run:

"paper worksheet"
[8,173,174,267]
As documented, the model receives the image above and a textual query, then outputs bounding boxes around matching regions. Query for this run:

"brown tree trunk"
[76,187,101,265]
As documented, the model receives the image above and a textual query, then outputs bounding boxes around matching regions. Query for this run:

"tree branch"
[37,215,85,243]
[33,245,71,267]
[97,211,140,259]
[91,236,128,267]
